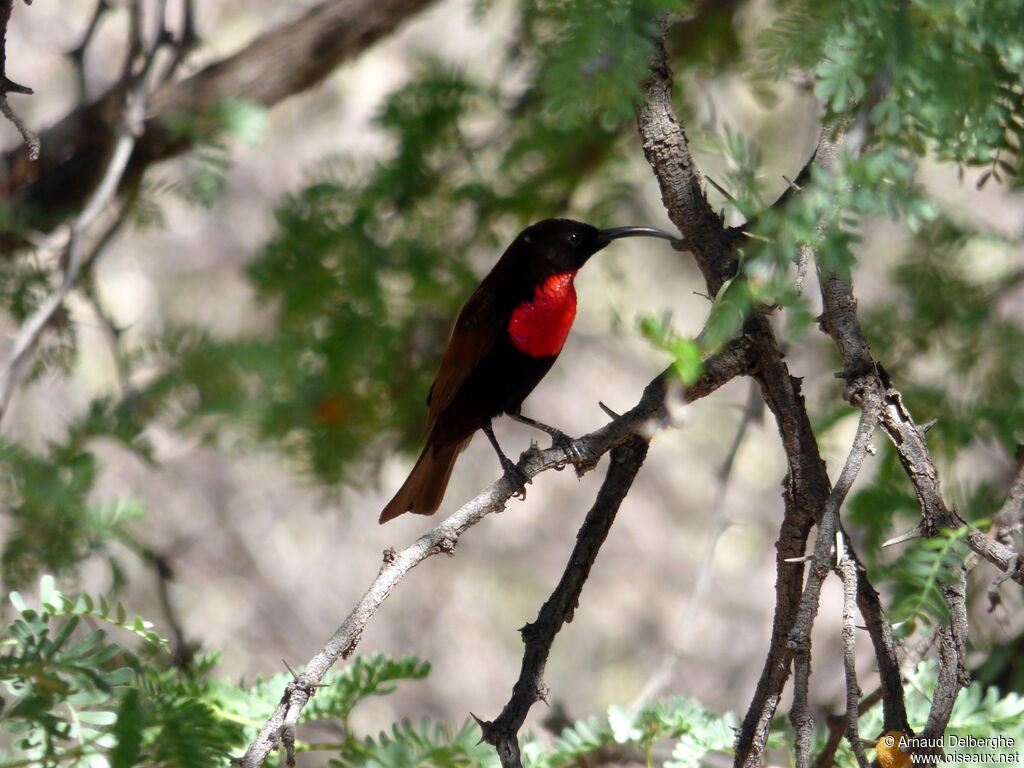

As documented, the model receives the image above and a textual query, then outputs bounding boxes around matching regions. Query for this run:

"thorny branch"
[635,31,891,768]
[0,0,38,160]
[836,532,870,768]
[236,339,758,767]
[633,22,963,766]
[788,390,881,768]
[808,117,1000,753]
[476,435,650,768]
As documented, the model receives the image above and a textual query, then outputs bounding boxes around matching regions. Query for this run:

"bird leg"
[482,422,529,499]
[508,411,584,471]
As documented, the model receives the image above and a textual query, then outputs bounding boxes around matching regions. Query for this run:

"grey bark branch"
[476,436,650,768]
[788,389,881,768]
[810,129,977,747]
[993,457,1024,536]
[236,340,758,767]
[836,533,871,768]
[819,245,1024,586]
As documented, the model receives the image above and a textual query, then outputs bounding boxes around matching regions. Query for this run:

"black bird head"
[514,218,678,276]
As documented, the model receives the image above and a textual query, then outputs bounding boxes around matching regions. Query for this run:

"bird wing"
[426,282,503,426]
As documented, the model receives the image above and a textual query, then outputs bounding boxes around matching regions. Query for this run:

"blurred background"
[2,0,1024,764]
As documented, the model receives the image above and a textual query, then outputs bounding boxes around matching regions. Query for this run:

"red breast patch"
[508,271,578,358]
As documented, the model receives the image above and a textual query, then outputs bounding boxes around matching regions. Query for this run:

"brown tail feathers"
[379,438,469,523]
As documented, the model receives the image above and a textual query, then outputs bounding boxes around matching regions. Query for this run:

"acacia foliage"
[1,0,1024,765]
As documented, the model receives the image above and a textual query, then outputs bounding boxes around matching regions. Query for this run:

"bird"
[379,218,678,523]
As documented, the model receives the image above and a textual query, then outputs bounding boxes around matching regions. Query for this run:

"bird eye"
[567,231,582,246]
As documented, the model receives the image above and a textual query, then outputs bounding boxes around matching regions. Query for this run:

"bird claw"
[548,431,586,475]
[501,458,530,499]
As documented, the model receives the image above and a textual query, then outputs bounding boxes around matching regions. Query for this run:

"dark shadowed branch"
[0,0,38,160]
[476,435,650,768]
[236,338,759,767]
[1,0,438,230]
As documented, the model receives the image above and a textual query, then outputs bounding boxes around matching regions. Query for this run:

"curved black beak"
[597,225,680,244]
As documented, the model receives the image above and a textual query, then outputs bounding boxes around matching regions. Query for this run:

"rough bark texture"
[636,37,831,766]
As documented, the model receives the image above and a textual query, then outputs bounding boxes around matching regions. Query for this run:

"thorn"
[740,230,774,243]
[2,77,34,95]
[282,659,299,680]
[783,175,802,192]
[919,419,937,434]
[882,526,925,548]
[705,175,738,204]
[470,712,490,745]
[785,555,814,564]
[598,401,621,419]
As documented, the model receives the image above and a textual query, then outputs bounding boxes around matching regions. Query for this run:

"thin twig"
[67,0,111,100]
[836,531,870,768]
[788,387,881,768]
[993,453,1024,539]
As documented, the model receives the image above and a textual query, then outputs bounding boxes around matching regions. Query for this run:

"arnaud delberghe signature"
[898,734,1015,750]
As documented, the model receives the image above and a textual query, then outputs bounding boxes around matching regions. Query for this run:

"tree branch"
[636,31,838,767]
[787,390,881,768]
[0,0,39,160]
[476,435,650,768]
[1,0,438,233]
[836,533,871,768]
[807,125,977,750]
[633,380,762,705]
[235,339,758,767]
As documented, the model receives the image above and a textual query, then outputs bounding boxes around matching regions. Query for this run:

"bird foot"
[500,456,530,500]
[509,413,585,474]
[548,431,586,474]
